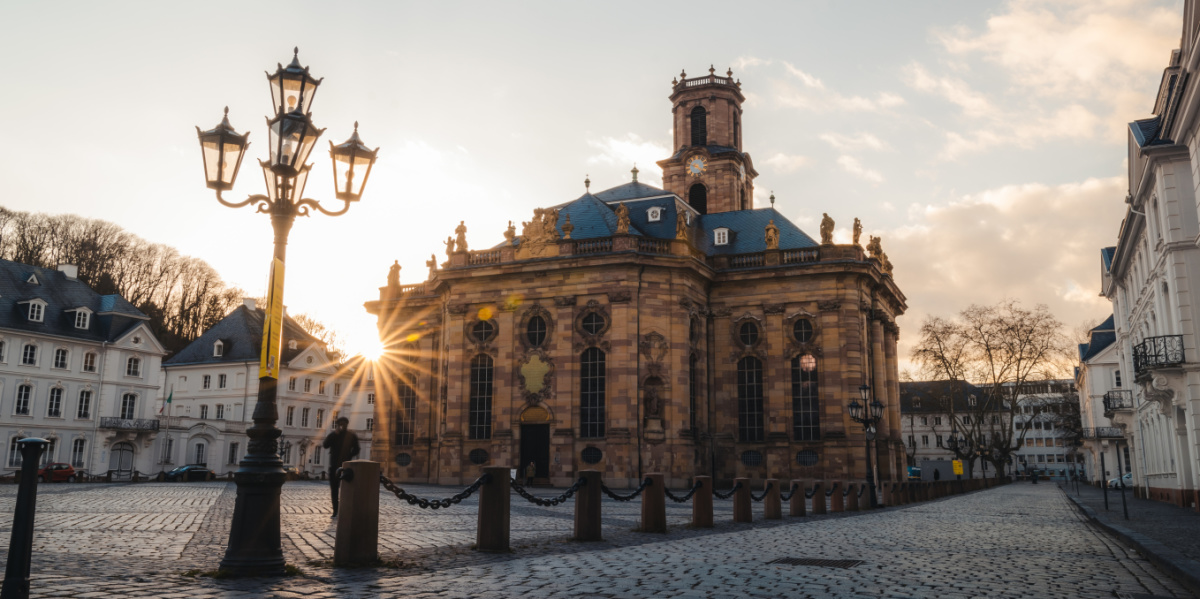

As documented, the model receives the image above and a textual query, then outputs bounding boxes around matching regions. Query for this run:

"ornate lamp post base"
[219,473,287,575]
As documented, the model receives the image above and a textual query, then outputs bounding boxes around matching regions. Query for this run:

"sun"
[356,337,385,361]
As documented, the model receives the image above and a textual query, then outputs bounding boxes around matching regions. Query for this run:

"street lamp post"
[945,432,972,480]
[849,384,885,508]
[195,48,378,576]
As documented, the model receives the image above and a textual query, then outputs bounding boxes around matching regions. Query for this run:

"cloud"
[903,63,995,118]
[774,62,906,113]
[836,155,884,183]
[586,133,670,186]
[764,153,810,173]
[819,132,888,152]
[883,176,1126,361]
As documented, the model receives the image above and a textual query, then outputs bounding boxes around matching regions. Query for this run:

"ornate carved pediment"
[710,305,732,318]
[762,303,785,314]
[1141,374,1181,412]
[608,290,632,303]
[448,303,469,315]
[515,208,561,260]
[639,332,669,364]
[553,295,577,307]
[817,300,841,312]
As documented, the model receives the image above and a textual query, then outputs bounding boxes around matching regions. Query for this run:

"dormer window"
[214,340,224,357]
[26,274,38,285]
[25,300,45,323]
[73,310,89,329]
[714,228,730,246]
[647,207,662,222]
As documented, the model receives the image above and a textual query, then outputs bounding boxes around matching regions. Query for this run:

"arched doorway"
[109,442,134,480]
[688,184,707,215]
[519,405,551,483]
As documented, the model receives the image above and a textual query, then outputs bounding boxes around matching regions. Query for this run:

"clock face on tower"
[687,155,707,176]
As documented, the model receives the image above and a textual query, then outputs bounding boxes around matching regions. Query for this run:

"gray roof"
[0,259,148,343]
[899,381,986,414]
[164,304,320,366]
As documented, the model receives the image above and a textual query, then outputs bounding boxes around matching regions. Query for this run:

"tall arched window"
[119,393,136,419]
[580,348,606,438]
[690,106,707,146]
[468,355,493,440]
[47,387,63,418]
[194,442,207,466]
[689,354,699,431]
[792,354,820,441]
[688,184,708,215]
[395,375,417,446]
[737,357,764,442]
[15,385,31,415]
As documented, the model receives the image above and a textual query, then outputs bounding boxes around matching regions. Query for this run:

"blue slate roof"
[1079,315,1116,362]
[592,181,670,203]
[0,259,149,343]
[697,208,819,255]
[164,304,319,366]
[556,193,623,240]
[1101,247,1115,272]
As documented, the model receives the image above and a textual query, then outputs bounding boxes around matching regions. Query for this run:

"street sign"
[952,460,964,475]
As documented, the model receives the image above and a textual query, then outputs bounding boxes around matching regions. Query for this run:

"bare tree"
[912,300,1070,478]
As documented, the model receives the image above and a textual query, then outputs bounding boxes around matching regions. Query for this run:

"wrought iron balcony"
[99,417,160,432]
[1082,427,1123,439]
[1103,389,1133,412]
[1133,335,1185,373]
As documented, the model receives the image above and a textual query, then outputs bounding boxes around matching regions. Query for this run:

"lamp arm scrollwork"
[295,197,353,217]
[215,190,272,212]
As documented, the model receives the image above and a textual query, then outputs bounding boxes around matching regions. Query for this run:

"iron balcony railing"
[1082,427,1123,439]
[1103,389,1133,412]
[1133,335,1185,373]
[99,417,160,432]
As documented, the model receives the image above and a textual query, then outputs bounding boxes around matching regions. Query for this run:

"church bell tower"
[657,66,757,215]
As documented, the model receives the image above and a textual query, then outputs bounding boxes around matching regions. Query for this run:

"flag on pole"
[160,390,172,415]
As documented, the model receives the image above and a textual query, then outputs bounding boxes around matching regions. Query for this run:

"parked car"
[1107,472,1133,489]
[37,463,76,483]
[164,465,212,482]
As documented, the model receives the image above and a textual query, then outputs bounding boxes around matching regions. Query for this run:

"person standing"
[323,417,360,518]
[524,461,536,486]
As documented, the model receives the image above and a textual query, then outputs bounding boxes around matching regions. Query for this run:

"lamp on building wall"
[850,384,883,508]
[195,47,378,577]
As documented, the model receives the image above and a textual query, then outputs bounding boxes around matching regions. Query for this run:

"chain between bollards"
[712,481,743,500]
[664,481,703,503]
[511,476,587,506]
[750,482,774,502]
[379,473,490,509]
[601,477,653,501]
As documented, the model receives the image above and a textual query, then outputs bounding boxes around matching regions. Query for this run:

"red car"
[37,463,76,483]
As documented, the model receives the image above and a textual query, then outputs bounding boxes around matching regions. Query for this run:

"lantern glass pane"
[268,116,318,173]
[290,164,311,202]
[270,75,318,116]
[333,151,373,200]
[261,162,279,201]
[202,139,222,185]
[220,141,243,187]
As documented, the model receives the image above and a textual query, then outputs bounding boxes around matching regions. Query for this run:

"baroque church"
[366,68,907,487]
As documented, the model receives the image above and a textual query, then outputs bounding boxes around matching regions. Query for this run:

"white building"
[1075,316,1129,485]
[157,299,371,477]
[0,260,165,479]
[1100,3,1200,509]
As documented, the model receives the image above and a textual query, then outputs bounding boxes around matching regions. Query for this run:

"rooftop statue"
[820,213,834,245]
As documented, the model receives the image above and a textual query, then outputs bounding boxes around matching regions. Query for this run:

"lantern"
[848,398,863,422]
[266,48,323,117]
[329,122,378,201]
[266,110,323,177]
[261,161,311,204]
[196,107,250,191]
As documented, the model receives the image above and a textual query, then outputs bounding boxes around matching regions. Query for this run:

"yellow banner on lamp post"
[952,460,964,476]
[259,259,285,379]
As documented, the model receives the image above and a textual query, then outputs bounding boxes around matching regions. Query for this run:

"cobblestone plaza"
[0,480,1190,598]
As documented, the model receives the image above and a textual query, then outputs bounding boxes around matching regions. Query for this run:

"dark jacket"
[323,429,361,469]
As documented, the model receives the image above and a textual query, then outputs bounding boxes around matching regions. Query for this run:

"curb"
[1062,489,1200,597]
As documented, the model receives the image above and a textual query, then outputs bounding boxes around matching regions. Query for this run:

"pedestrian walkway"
[0,481,1191,598]
[1060,478,1200,594]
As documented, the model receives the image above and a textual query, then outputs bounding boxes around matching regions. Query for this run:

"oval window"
[739,321,759,346]
[581,446,603,464]
[395,453,413,467]
[471,320,495,342]
[527,315,547,347]
[793,319,814,343]
[468,449,490,465]
[582,312,606,336]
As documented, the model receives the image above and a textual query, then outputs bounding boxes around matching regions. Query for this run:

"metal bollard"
[763,479,781,520]
[333,460,380,567]
[640,474,666,533]
[476,466,511,552]
[830,482,845,512]
[846,483,860,512]
[2,438,49,599]
[732,477,752,523]
[789,480,806,517]
[573,470,602,541]
[811,481,827,515]
[692,476,713,528]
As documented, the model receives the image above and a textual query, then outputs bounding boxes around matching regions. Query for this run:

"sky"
[0,0,1184,366]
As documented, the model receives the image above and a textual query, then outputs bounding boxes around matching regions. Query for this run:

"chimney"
[243,298,256,311]
[57,264,78,280]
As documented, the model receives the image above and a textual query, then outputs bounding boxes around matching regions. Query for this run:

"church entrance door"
[519,424,550,482]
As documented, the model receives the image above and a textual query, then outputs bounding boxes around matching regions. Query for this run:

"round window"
[527,315,547,347]
[582,312,606,335]
[739,321,759,346]
[471,320,495,342]
[740,450,763,467]
[468,449,490,465]
[395,453,413,467]
[581,447,603,464]
[796,450,818,467]
[793,319,814,343]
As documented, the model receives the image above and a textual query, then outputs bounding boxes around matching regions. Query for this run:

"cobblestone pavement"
[0,479,1190,597]
[1063,480,1200,564]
